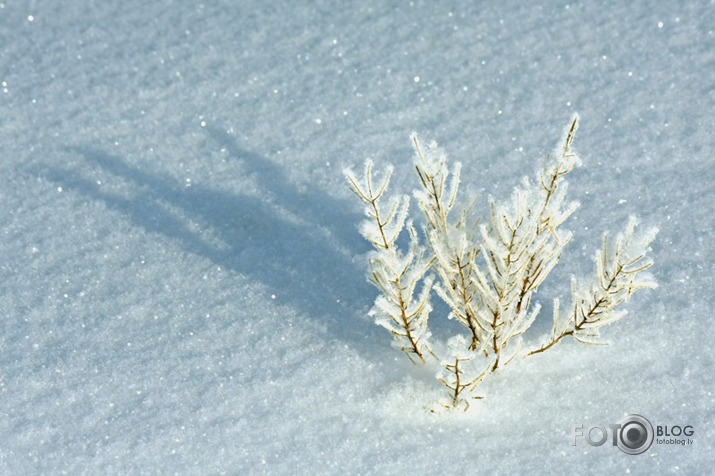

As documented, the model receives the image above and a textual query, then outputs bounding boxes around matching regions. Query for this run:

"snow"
[1,0,713,474]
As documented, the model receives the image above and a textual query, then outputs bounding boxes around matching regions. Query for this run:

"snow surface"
[1,0,713,474]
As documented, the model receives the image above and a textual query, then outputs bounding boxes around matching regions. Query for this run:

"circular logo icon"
[616,414,654,455]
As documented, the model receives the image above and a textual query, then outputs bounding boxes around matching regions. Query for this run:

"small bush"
[345,116,657,411]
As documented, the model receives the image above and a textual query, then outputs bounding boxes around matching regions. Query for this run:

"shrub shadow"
[38,130,379,348]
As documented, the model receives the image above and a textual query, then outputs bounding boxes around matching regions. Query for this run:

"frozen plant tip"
[344,116,657,410]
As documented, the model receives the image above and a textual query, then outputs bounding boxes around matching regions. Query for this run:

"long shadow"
[38,133,380,349]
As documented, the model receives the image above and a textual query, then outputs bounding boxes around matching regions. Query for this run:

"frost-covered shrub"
[344,116,657,411]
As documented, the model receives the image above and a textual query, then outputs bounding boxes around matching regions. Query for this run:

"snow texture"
[1,1,713,474]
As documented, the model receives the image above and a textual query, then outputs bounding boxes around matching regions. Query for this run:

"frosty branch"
[528,216,658,355]
[344,116,658,411]
[412,136,484,351]
[345,162,434,362]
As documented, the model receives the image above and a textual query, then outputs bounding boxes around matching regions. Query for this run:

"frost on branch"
[528,216,658,354]
[434,335,493,412]
[412,135,483,351]
[473,116,580,370]
[344,161,434,362]
[344,116,657,411]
